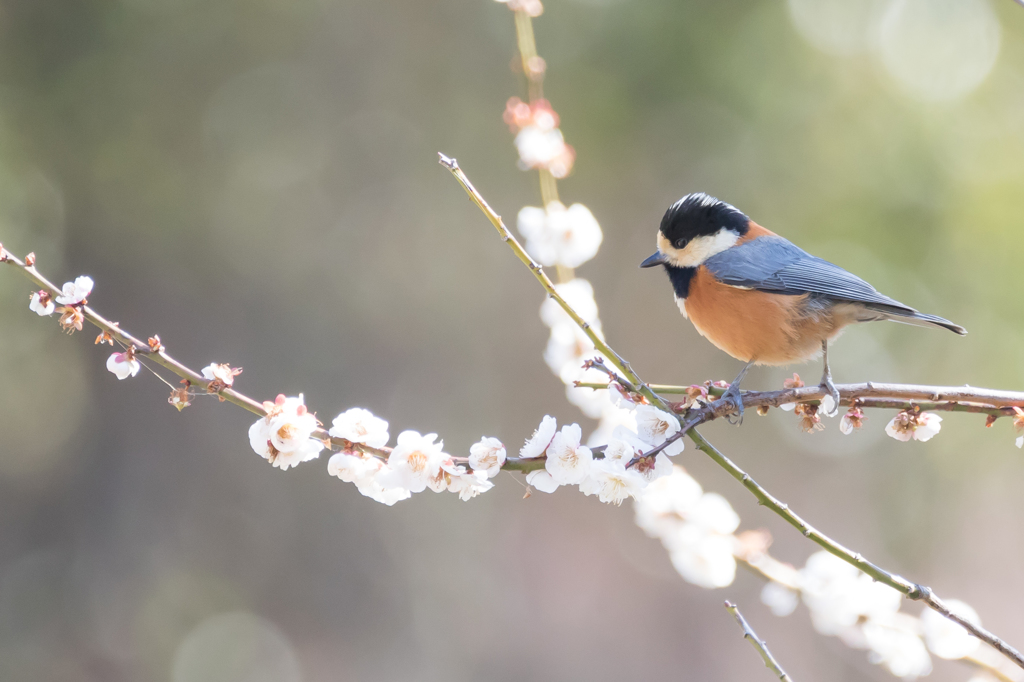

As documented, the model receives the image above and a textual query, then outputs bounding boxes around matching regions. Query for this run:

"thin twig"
[725,601,792,681]
[439,153,647,398]
[0,247,389,460]
[439,154,1024,672]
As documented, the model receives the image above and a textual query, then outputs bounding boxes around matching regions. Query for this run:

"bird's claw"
[721,384,745,425]
[819,374,841,418]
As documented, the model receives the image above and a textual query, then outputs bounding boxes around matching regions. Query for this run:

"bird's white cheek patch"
[674,295,688,319]
[670,230,741,268]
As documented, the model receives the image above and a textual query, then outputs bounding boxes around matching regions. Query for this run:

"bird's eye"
[674,238,688,249]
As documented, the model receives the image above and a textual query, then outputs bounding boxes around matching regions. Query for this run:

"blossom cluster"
[765,551,984,679]
[504,98,574,178]
[634,466,988,679]
[522,405,683,505]
[247,405,493,506]
[634,466,742,588]
[30,274,93,334]
[777,376,949,445]
[518,203,602,269]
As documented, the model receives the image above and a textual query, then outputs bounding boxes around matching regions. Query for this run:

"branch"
[725,601,793,681]
[438,154,1024,672]
[575,381,1024,417]
[0,247,389,460]
[438,153,651,401]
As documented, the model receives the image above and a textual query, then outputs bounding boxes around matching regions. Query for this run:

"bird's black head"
[659,192,749,250]
[640,193,750,270]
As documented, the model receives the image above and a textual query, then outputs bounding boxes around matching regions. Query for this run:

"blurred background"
[1,0,1023,679]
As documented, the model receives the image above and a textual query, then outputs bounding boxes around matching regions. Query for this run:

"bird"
[640,192,966,422]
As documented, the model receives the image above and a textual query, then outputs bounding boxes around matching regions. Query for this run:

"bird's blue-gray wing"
[703,235,913,311]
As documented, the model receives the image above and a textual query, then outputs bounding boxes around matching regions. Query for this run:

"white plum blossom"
[863,620,933,679]
[426,458,464,493]
[329,408,390,448]
[513,128,574,177]
[545,423,593,485]
[839,407,866,435]
[327,452,410,506]
[820,394,837,417]
[921,599,981,660]
[517,202,602,268]
[761,582,800,617]
[447,468,495,501]
[106,351,141,380]
[631,452,673,484]
[540,279,599,328]
[468,437,506,477]
[609,427,671,483]
[55,275,94,305]
[254,397,324,468]
[381,430,447,493]
[328,451,380,483]
[800,551,901,638]
[520,415,557,458]
[886,411,943,442]
[910,413,942,442]
[29,291,55,316]
[1017,436,1023,449]
[667,527,737,589]
[268,396,318,453]
[601,437,635,465]
[579,458,645,505]
[248,394,324,470]
[201,362,241,388]
[689,493,741,535]
[634,465,704,528]
[526,468,559,493]
[634,467,740,589]
[635,404,684,456]
[587,404,637,448]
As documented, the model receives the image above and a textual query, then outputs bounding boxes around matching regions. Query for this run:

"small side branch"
[725,601,792,681]
[0,247,389,460]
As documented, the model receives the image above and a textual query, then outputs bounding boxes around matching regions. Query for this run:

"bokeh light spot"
[787,0,888,56]
[172,612,302,682]
[879,0,1001,102]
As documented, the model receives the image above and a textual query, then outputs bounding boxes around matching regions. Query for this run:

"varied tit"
[641,193,966,422]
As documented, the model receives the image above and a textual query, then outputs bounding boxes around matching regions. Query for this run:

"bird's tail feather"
[865,304,967,335]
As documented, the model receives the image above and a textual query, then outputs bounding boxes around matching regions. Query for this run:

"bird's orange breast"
[684,264,839,366]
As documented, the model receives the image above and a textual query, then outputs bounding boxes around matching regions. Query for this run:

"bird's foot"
[721,382,745,426]
[819,373,841,418]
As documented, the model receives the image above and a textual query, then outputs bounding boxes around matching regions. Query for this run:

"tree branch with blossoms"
[437,150,1024,673]
[0,246,498,504]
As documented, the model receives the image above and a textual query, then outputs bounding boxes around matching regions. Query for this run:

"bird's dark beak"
[640,251,668,268]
